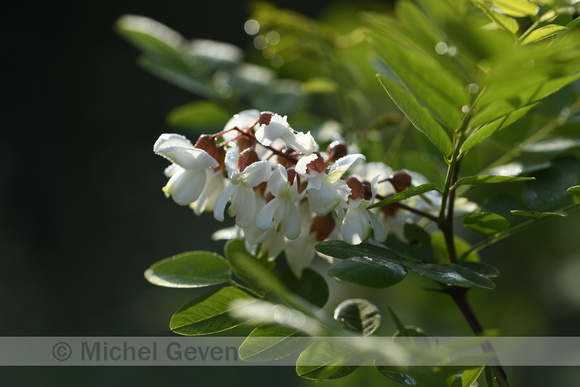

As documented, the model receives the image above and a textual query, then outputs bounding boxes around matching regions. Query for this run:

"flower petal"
[341,207,370,245]
[235,187,257,227]
[243,160,272,187]
[284,202,302,240]
[156,144,219,170]
[213,183,235,222]
[153,133,193,152]
[255,199,279,231]
[165,169,206,205]
[369,210,388,243]
[327,154,365,183]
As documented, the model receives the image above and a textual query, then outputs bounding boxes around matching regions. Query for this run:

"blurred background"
[2,0,580,385]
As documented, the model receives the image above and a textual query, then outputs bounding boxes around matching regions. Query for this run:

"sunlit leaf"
[510,210,568,218]
[239,325,309,362]
[328,256,407,288]
[377,75,453,156]
[460,103,540,155]
[568,185,580,196]
[463,212,510,236]
[296,340,360,380]
[334,298,381,336]
[490,0,539,17]
[523,137,580,155]
[369,183,438,209]
[115,15,185,59]
[521,24,568,45]
[144,251,231,288]
[170,287,257,335]
[472,0,519,34]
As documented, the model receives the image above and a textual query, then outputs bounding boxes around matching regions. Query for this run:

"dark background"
[3,1,580,386]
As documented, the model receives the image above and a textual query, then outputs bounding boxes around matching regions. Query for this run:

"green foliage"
[144,251,232,288]
[122,0,580,384]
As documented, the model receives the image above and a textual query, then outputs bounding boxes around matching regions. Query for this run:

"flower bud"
[236,136,254,151]
[309,214,335,241]
[258,111,275,126]
[390,171,412,193]
[286,167,300,186]
[326,141,348,162]
[305,152,326,173]
[346,177,365,201]
[194,135,218,156]
[238,148,260,172]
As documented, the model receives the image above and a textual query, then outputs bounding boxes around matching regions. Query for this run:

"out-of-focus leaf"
[239,325,308,362]
[460,103,540,155]
[490,0,539,17]
[167,101,232,131]
[296,341,359,380]
[377,75,453,156]
[511,210,568,218]
[144,251,231,288]
[455,175,534,186]
[251,79,303,116]
[334,298,381,336]
[170,287,257,335]
[487,160,551,177]
[522,24,568,45]
[463,212,510,236]
[431,232,480,263]
[115,15,185,59]
[521,156,580,210]
[568,185,580,195]
[369,183,438,209]
[523,137,580,155]
[328,256,407,288]
[472,0,519,34]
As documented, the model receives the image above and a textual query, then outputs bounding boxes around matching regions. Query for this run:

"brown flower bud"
[362,182,373,200]
[286,167,299,186]
[380,203,399,217]
[309,214,335,241]
[238,148,260,172]
[258,111,275,126]
[346,177,365,201]
[326,141,348,162]
[390,171,412,193]
[236,136,254,152]
[305,152,326,173]
[194,135,218,156]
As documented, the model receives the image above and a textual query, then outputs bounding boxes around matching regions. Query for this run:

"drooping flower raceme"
[154,110,441,275]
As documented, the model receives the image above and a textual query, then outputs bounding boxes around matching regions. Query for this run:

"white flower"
[190,169,227,215]
[154,133,219,206]
[213,148,271,227]
[255,165,302,240]
[296,153,365,215]
[340,176,387,245]
[222,109,260,141]
[285,231,318,277]
[255,113,317,154]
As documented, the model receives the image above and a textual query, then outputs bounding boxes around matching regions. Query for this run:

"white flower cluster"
[154,110,439,276]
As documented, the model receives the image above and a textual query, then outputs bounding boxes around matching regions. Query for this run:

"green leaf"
[239,325,309,362]
[170,287,258,335]
[404,263,496,289]
[522,24,567,45]
[463,212,510,236]
[521,156,580,210]
[568,185,580,196]
[167,101,232,131]
[455,175,535,186]
[490,0,539,17]
[315,241,404,263]
[454,365,485,387]
[115,15,185,60]
[404,223,435,263]
[144,251,231,288]
[460,103,540,155]
[280,268,329,308]
[384,234,423,262]
[224,239,277,292]
[375,366,418,385]
[455,261,500,278]
[369,183,438,209]
[386,305,407,335]
[296,340,359,380]
[487,160,551,177]
[371,33,467,129]
[377,75,453,156]
[472,0,519,34]
[328,256,407,288]
[511,210,568,218]
[333,298,381,336]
